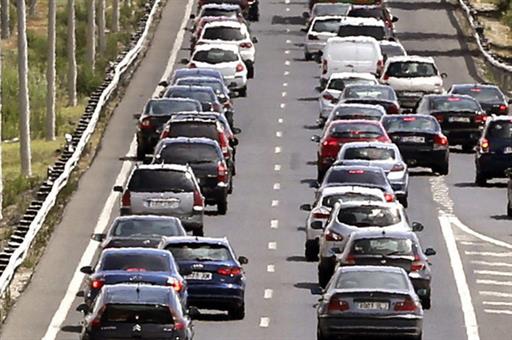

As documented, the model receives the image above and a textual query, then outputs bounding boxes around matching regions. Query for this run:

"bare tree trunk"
[46,0,56,140]
[16,0,31,177]
[0,4,3,219]
[112,0,119,32]
[67,0,77,106]
[28,0,37,17]
[86,0,96,71]
[1,0,9,39]
[97,0,106,53]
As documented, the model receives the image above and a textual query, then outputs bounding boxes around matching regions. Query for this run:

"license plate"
[504,147,512,154]
[185,272,212,280]
[401,136,425,143]
[448,116,470,123]
[403,92,422,97]
[147,200,179,209]
[356,301,389,310]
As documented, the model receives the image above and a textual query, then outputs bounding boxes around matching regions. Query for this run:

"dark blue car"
[159,236,248,319]
[80,248,188,308]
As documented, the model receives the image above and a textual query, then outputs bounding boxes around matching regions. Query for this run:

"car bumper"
[305,41,326,55]
[318,314,423,337]
[476,153,512,178]
[443,129,481,145]
[224,75,247,90]
[201,185,228,204]
[187,284,244,309]
[398,147,448,168]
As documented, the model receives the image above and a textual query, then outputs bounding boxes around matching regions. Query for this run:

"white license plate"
[404,92,422,97]
[185,272,212,280]
[356,301,389,310]
[147,200,179,209]
[449,116,470,123]
[504,147,512,154]
[401,136,425,143]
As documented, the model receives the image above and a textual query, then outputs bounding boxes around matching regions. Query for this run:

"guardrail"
[0,0,162,296]
[458,0,512,92]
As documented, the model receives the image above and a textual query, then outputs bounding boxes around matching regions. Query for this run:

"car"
[347,4,398,29]
[338,229,436,308]
[335,141,409,206]
[198,0,258,21]
[163,85,223,112]
[303,16,343,61]
[319,72,378,122]
[382,114,449,174]
[317,201,421,287]
[188,43,249,96]
[192,3,244,28]
[159,236,248,319]
[507,169,512,216]
[134,98,202,160]
[164,67,224,88]
[316,266,424,340]
[449,83,511,115]
[338,84,400,114]
[320,36,383,88]
[91,215,186,249]
[80,248,187,308]
[380,56,446,108]
[196,21,257,78]
[114,164,205,236]
[415,94,487,151]
[153,137,231,214]
[475,115,512,185]
[323,103,386,128]
[379,40,407,61]
[300,185,386,261]
[78,284,194,340]
[191,16,244,49]
[303,3,351,27]
[336,16,392,41]
[312,119,390,181]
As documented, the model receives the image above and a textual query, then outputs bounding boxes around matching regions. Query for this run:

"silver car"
[114,164,205,236]
[303,16,343,61]
[335,142,409,207]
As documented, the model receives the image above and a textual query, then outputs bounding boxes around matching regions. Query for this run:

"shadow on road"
[294,282,322,295]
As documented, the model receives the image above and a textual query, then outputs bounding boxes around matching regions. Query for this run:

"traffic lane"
[0,0,192,339]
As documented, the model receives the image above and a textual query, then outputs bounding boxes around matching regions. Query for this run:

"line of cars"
[76,1,261,338]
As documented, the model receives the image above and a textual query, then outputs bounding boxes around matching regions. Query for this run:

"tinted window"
[100,253,169,271]
[330,122,384,138]
[158,143,220,164]
[452,86,504,103]
[338,25,385,40]
[351,237,414,256]
[322,193,382,207]
[337,205,401,227]
[166,243,232,261]
[332,106,384,120]
[202,9,238,17]
[128,169,195,192]
[383,116,439,133]
[344,86,395,101]
[145,100,200,115]
[176,79,225,95]
[335,270,409,290]
[487,121,512,139]
[313,4,351,16]
[325,168,387,187]
[430,96,480,112]
[203,26,245,41]
[165,89,216,103]
[312,19,341,33]
[328,78,376,91]
[343,147,395,161]
[386,61,437,77]
[102,304,173,324]
[168,122,218,140]
[192,49,239,64]
[112,219,184,238]
[348,7,383,19]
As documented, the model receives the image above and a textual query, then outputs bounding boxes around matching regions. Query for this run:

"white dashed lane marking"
[278,118,284,123]
[284,60,290,66]
[282,91,287,97]
[280,103,286,109]
[259,317,270,328]
[273,183,280,190]
[276,131,282,138]
[274,146,281,154]
[268,242,277,250]
[286,39,292,44]
[282,82,288,87]
[484,309,512,315]
[264,289,273,299]
[267,264,275,272]
[465,251,512,257]
[271,200,279,207]
[483,301,512,306]
[274,164,281,171]
[477,279,512,287]
[474,270,512,277]
[480,291,512,298]
[471,261,512,268]
[284,71,290,76]
[270,220,279,229]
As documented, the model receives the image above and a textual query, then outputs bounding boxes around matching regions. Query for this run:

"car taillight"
[328,296,349,313]
[236,63,245,73]
[411,255,426,272]
[394,297,419,312]
[188,63,196,68]
[433,134,449,150]
[382,73,389,81]
[193,190,204,211]
[312,211,329,219]
[391,163,405,172]
[325,229,343,241]
[474,113,487,124]
[499,104,508,113]
[320,137,339,158]
[167,277,184,292]
[344,254,356,265]
[121,191,131,207]
[387,104,399,115]
[217,266,242,276]
[377,135,391,143]
[308,34,319,40]
[384,193,395,202]
[239,42,253,48]
[139,117,152,129]
[480,138,489,153]
[322,59,327,75]
[174,321,186,330]
[91,279,105,290]
[217,161,228,183]
[322,93,335,101]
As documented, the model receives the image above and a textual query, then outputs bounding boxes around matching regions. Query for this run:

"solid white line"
[465,251,512,257]
[267,264,275,272]
[484,309,512,315]
[259,317,270,328]
[270,219,279,229]
[452,216,512,250]
[273,182,280,190]
[271,200,279,207]
[264,289,273,299]
[274,146,281,154]
[472,260,512,268]
[480,291,512,298]
[483,301,512,306]
[477,279,512,286]
[268,242,277,250]
[439,215,480,340]
[475,270,512,277]
[274,164,281,171]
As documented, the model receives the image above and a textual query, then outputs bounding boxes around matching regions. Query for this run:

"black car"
[92,215,187,249]
[382,114,449,174]
[338,229,436,308]
[164,85,222,112]
[78,284,194,340]
[339,84,400,114]
[449,83,511,115]
[153,137,231,214]
[475,116,512,186]
[135,98,202,160]
[415,94,487,151]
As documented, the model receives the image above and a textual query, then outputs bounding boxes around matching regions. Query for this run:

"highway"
[1,0,512,339]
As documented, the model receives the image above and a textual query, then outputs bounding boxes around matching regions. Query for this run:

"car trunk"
[105,238,162,249]
[189,162,219,189]
[338,160,395,173]
[329,290,415,315]
[350,255,414,272]
[388,131,436,150]
[131,191,194,217]
[432,110,482,130]
[178,260,239,285]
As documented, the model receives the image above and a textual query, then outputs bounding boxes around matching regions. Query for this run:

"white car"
[197,21,257,78]
[189,43,248,96]
[380,55,447,108]
[319,72,378,120]
[337,16,390,41]
[300,185,385,261]
[320,36,383,88]
[304,3,351,27]
[304,16,343,61]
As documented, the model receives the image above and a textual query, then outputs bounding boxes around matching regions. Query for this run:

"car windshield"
[337,205,401,227]
[383,116,439,133]
[168,122,218,140]
[334,270,409,290]
[386,61,437,77]
[452,86,504,103]
[112,219,184,238]
[325,168,387,186]
[145,100,200,115]
[158,143,219,164]
[351,237,414,256]
[165,89,216,103]
[100,253,169,271]
[128,169,195,192]
[166,243,232,261]
[338,25,385,40]
[203,26,245,41]
[344,86,395,101]
[330,122,384,138]
[202,9,238,18]
[332,106,383,121]
[343,147,395,161]
[192,49,239,64]
[312,19,342,33]
[322,193,382,207]
[487,121,512,139]
[328,78,376,91]
[177,79,225,95]
[314,4,351,16]
[101,304,173,324]
[380,44,406,58]
[430,96,480,112]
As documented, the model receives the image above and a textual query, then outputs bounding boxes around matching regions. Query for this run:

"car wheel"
[475,172,487,186]
[246,62,254,79]
[239,86,247,97]
[434,161,449,176]
[228,303,245,320]
[421,295,431,310]
[136,143,146,161]
[399,195,408,208]
[507,201,512,217]
[218,196,228,215]
[318,259,335,288]
[192,227,204,237]
[462,143,474,153]
[305,239,319,261]
[305,52,313,61]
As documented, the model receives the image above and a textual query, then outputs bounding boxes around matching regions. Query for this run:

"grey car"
[114,164,205,236]
[317,265,424,340]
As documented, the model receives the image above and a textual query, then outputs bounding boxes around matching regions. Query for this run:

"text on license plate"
[356,301,389,310]
[147,200,179,209]
[185,272,212,280]
[504,147,512,154]
[401,136,425,143]
[449,116,470,123]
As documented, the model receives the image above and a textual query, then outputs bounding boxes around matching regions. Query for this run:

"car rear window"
[145,99,201,115]
[337,205,401,227]
[100,253,169,271]
[335,270,409,290]
[193,48,239,64]
[330,122,384,138]
[313,4,351,16]
[168,122,219,140]
[322,192,382,207]
[382,116,439,133]
[430,96,480,112]
[338,25,385,40]
[452,86,504,103]
[351,237,414,256]
[386,61,437,78]
[166,243,232,261]
[102,304,173,324]
[325,168,387,186]
[344,86,395,101]
[312,18,342,33]
[166,89,216,103]
[332,106,383,118]
[203,26,245,41]
[176,79,225,95]
[343,147,395,161]
[158,143,220,164]
[487,121,512,139]
[202,9,238,17]
[328,78,376,91]
[112,219,185,238]
[128,169,195,192]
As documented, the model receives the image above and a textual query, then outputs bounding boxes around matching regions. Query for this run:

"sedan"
[449,83,511,115]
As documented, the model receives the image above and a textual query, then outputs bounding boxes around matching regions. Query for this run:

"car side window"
[415,99,426,113]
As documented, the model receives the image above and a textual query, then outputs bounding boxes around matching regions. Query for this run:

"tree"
[97,0,106,53]
[1,0,9,39]
[67,0,77,106]
[112,0,120,32]
[28,0,37,17]
[0,2,3,219]
[46,0,56,140]
[16,0,31,176]
[86,0,96,71]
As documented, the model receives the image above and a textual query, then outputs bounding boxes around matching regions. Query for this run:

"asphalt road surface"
[2,0,512,339]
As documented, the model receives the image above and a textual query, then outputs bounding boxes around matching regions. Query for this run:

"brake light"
[126,268,146,272]
[217,161,228,183]
[384,193,395,202]
[188,63,196,69]
[193,190,204,211]
[121,191,131,207]
[377,134,391,143]
[322,93,335,101]
[320,137,340,158]
[382,73,389,81]
[217,266,242,276]
[91,279,105,290]
[474,113,487,124]
[328,296,349,313]
[174,321,186,330]
[391,163,405,172]
[411,255,425,272]
[480,138,489,153]
[239,42,253,48]
[139,117,152,129]
[160,126,170,139]
[348,169,364,174]
[312,211,330,219]
[236,63,245,73]
[308,34,319,40]
[403,117,416,122]
[322,59,328,75]
[394,297,419,312]
[325,229,343,241]
[344,254,356,265]
[167,277,184,292]
[387,104,399,115]
[433,134,449,150]
[499,104,508,112]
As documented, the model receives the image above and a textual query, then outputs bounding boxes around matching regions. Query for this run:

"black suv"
[135,98,202,160]
[153,137,231,214]
[475,116,512,186]
[449,83,511,116]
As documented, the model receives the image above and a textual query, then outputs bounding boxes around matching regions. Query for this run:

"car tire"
[239,86,247,97]
[305,239,319,261]
[399,195,408,208]
[246,62,254,79]
[318,259,335,288]
[317,326,333,340]
[475,172,487,186]
[462,143,474,153]
[305,52,313,61]
[136,143,146,161]
[228,303,245,320]
[192,227,204,237]
[218,196,228,215]
[433,161,449,176]
[421,295,431,310]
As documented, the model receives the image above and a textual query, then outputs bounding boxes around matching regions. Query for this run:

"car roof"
[333,103,387,112]
[344,83,393,90]
[113,215,182,222]
[311,15,345,21]
[204,20,243,29]
[336,200,397,209]
[134,163,189,172]
[329,72,377,80]
[166,85,215,93]
[103,284,176,305]
[329,119,383,127]
[101,247,172,257]
[386,55,435,63]
[201,3,241,10]
[194,43,240,53]
[350,228,416,240]
[327,36,379,44]
[339,16,385,26]
[338,265,406,274]
[383,113,435,120]
[177,76,225,84]
[330,164,385,173]
[147,97,199,104]
[379,40,404,48]
[168,115,218,124]
[157,136,221,147]
[320,185,385,196]
[160,236,229,246]
[451,83,501,90]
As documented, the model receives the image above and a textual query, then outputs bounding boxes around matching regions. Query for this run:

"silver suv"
[114,164,205,236]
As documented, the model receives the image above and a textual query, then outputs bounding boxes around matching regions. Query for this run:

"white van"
[320,36,383,88]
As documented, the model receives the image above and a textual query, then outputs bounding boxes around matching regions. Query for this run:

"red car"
[313,120,390,181]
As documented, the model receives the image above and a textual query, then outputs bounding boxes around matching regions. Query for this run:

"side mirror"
[302,11,310,19]
[91,233,106,242]
[80,266,94,275]
[300,203,312,211]
[424,248,436,256]
[392,16,399,22]
[232,127,242,135]
[189,14,196,20]
[251,37,258,44]
[133,113,141,120]
[311,135,321,143]
[311,221,323,230]
[411,222,424,232]
[238,256,249,265]
[441,73,448,78]
[158,80,169,87]
[188,306,200,319]
[76,303,90,314]
[416,288,428,297]
[113,185,123,192]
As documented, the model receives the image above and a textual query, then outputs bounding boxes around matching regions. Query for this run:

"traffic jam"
[75,0,512,339]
